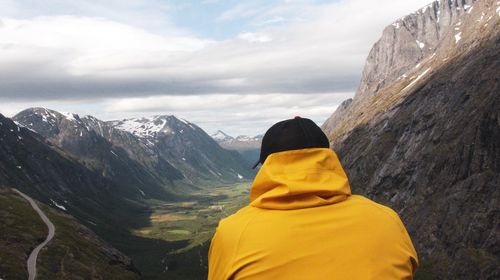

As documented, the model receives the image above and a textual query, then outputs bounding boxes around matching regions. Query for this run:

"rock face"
[322,0,499,279]
[323,0,477,136]
[357,0,476,100]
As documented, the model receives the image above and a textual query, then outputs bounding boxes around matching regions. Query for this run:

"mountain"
[322,0,499,279]
[0,113,155,277]
[14,109,254,187]
[13,108,179,200]
[211,130,262,150]
[211,130,234,142]
[109,116,254,182]
[323,0,477,140]
[211,131,263,164]
[0,113,144,228]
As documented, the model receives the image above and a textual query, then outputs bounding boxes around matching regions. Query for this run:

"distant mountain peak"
[211,130,234,141]
[17,107,84,125]
[235,135,263,142]
[112,117,171,138]
[60,111,79,122]
[212,130,262,151]
[109,115,197,140]
[211,131,263,143]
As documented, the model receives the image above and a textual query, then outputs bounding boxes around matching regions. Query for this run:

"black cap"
[253,117,330,168]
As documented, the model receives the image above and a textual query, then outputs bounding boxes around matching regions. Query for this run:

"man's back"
[208,148,418,280]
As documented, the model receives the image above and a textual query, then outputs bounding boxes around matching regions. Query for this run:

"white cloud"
[0,0,434,135]
[105,92,351,136]
[237,32,273,43]
[0,16,209,76]
[0,92,350,136]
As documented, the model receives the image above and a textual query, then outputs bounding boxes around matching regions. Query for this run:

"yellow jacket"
[208,148,418,280]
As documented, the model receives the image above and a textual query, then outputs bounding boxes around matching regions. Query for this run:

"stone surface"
[323,0,477,137]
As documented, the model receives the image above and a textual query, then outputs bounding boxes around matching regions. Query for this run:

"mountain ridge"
[211,130,262,164]
[13,108,255,186]
[211,130,262,150]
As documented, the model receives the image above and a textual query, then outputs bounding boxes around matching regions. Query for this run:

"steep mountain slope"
[0,188,139,279]
[322,0,499,279]
[323,0,477,138]
[0,113,145,227]
[13,108,181,199]
[14,109,254,186]
[110,116,254,182]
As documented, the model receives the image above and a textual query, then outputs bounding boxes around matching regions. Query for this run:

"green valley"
[123,181,252,279]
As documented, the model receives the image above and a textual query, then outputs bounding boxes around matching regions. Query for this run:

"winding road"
[13,189,55,280]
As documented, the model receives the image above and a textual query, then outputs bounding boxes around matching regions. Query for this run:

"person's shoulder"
[216,206,256,234]
[348,195,406,231]
[349,195,399,215]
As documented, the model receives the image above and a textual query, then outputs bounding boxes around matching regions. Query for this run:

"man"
[208,117,418,279]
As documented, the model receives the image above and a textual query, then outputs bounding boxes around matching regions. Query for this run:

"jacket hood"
[250,148,351,210]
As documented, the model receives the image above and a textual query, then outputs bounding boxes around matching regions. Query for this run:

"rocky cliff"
[323,0,477,138]
[322,0,499,278]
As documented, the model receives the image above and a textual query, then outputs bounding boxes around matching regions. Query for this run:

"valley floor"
[125,181,251,279]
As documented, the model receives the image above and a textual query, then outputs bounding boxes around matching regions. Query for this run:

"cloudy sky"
[0,0,431,136]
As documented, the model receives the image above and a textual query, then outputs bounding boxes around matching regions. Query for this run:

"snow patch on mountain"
[112,117,172,138]
[50,199,67,211]
[61,112,77,121]
[403,67,432,92]
[416,40,425,48]
[211,130,233,141]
